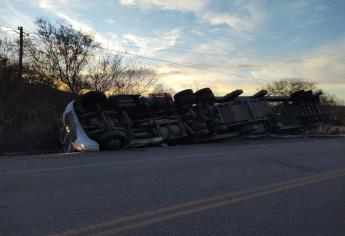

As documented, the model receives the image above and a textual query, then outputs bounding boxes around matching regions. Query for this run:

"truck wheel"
[82,91,107,108]
[99,130,129,150]
[195,88,215,103]
[108,96,138,111]
[75,91,107,113]
[174,89,196,105]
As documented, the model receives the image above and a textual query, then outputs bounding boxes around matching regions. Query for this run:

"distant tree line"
[260,78,339,105]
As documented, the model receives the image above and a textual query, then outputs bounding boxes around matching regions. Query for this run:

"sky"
[1,0,345,100]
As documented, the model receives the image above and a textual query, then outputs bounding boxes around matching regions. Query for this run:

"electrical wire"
[96,46,345,95]
[8,28,345,95]
[97,46,255,79]
[0,24,17,31]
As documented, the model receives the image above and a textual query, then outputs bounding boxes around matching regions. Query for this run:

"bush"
[0,83,73,153]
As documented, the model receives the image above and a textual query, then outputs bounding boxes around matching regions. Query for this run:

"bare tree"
[87,55,158,94]
[86,55,123,93]
[261,78,338,105]
[26,18,98,94]
[0,37,16,60]
[150,83,175,94]
[117,59,157,94]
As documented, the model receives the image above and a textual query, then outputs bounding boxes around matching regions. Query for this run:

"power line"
[97,46,345,95]
[80,26,345,64]
[25,31,248,75]
[24,32,256,79]
[101,43,345,64]
[0,25,20,35]
[11,20,345,64]
[0,24,17,31]
[71,24,344,63]
[0,21,18,28]
[0,24,29,36]
[242,51,345,63]
[18,30,345,95]
[19,24,345,64]
[97,46,255,79]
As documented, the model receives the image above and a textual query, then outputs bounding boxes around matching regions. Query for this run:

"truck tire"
[108,96,138,111]
[75,91,107,113]
[98,130,129,150]
[174,89,195,105]
[195,88,215,103]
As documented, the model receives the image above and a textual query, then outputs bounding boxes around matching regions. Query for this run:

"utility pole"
[18,26,23,81]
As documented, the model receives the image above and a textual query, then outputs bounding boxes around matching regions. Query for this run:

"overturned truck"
[59,88,329,152]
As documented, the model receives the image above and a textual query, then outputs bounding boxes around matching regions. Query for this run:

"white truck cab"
[59,101,99,152]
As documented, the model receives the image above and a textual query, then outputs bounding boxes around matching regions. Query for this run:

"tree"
[85,56,115,93]
[0,38,25,129]
[150,83,175,94]
[261,78,338,105]
[118,60,157,94]
[26,18,98,94]
[86,55,158,95]
[0,39,18,108]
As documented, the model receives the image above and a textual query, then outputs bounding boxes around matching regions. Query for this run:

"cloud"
[153,49,263,96]
[9,0,343,99]
[246,38,345,99]
[23,2,126,51]
[23,0,182,55]
[53,13,182,56]
[106,18,117,24]
[193,40,234,55]
[294,16,329,30]
[199,5,262,33]
[55,13,94,32]
[190,29,204,36]
[30,0,87,10]
[119,0,264,34]
[153,35,345,99]
[31,0,54,9]
[119,0,207,12]
[123,28,182,55]
[200,12,248,29]
[0,1,35,29]
[53,13,126,51]
[315,4,332,11]
[156,63,259,96]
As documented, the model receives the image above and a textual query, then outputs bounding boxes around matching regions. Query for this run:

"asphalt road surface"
[1,138,345,236]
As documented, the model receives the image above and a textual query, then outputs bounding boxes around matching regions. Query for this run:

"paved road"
[1,138,345,236]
